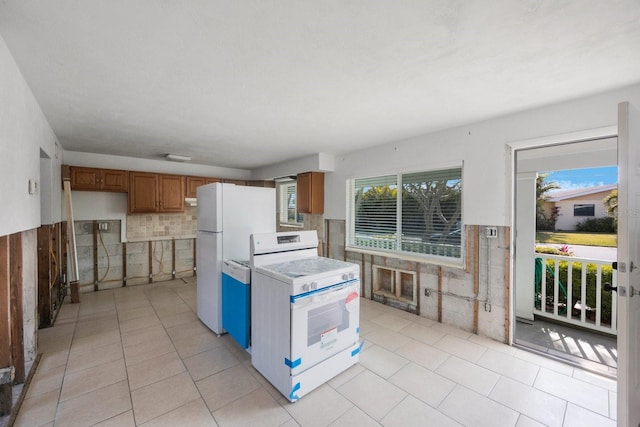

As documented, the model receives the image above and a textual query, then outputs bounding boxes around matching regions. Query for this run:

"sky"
[542,166,618,192]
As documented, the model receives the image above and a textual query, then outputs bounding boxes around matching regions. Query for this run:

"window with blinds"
[279,182,303,226]
[347,167,463,259]
[573,203,595,216]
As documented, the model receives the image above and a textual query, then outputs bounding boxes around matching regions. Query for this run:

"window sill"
[345,246,465,269]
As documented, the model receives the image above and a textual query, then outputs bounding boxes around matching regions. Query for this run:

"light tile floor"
[14,277,617,426]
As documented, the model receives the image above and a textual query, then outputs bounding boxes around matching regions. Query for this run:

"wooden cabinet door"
[70,166,128,192]
[159,174,185,212]
[186,176,205,198]
[101,169,128,192]
[187,177,222,197]
[129,172,158,213]
[70,167,100,190]
[297,172,324,214]
[297,172,311,213]
[222,179,246,186]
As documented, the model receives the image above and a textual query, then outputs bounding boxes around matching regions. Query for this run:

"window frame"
[346,166,464,264]
[279,181,304,227]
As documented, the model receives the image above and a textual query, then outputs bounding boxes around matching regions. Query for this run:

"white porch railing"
[534,253,617,335]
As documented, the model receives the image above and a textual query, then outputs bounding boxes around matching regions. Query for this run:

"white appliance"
[250,230,362,402]
[196,183,275,334]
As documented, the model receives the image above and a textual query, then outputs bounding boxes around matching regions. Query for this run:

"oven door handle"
[290,280,359,306]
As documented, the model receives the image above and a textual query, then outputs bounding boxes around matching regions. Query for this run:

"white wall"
[252,152,335,180]
[323,84,640,225]
[0,35,62,236]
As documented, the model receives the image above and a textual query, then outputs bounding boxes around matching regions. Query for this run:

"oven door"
[289,279,360,374]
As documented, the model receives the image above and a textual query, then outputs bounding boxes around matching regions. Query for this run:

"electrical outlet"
[485,226,498,239]
[98,222,109,231]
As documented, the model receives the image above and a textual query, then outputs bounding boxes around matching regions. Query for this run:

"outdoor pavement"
[537,244,617,262]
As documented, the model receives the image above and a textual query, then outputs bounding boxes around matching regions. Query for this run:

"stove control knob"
[349,272,355,280]
[342,274,349,281]
[302,284,310,292]
[310,282,318,290]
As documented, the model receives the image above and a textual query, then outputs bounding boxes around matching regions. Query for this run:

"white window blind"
[348,167,462,259]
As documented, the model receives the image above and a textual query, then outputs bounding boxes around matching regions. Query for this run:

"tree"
[536,173,560,231]
[404,179,462,242]
[603,189,618,216]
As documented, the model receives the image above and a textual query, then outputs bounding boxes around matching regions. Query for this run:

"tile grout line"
[51,294,82,426]
[114,288,139,426]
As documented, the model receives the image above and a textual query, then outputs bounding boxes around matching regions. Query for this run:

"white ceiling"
[1,1,639,170]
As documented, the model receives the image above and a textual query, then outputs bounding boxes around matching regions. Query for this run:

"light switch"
[28,179,39,195]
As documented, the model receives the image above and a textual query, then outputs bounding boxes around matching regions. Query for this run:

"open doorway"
[513,138,618,377]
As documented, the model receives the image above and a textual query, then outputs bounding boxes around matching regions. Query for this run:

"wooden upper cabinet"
[159,174,185,212]
[129,172,158,213]
[70,166,128,192]
[186,176,205,198]
[247,180,276,188]
[186,176,222,197]
[129,172,184,213]
[297,172,324,214]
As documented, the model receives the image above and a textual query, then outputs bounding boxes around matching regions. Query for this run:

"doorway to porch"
[513,137,618,378]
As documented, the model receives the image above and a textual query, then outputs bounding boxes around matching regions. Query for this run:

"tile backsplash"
[126,206,197,240]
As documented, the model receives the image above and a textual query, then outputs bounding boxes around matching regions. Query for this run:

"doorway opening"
[513,138,618,377]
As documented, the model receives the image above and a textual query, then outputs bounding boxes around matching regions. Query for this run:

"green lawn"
[536,231,617,247]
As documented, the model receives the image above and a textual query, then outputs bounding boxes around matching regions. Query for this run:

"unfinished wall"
[332,222,510,343]
[21,229,37,368]
[74,219,195,292]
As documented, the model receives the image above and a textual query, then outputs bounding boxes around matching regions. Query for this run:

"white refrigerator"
[196,183,275,334]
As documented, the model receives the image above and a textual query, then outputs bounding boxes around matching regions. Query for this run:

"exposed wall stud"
[473,225,480,334]
[172,239,176,279]
[92,221,99,291]
[37,226,52,328]
[437,266,443,323]
[504,227,511,344]
[0,235,12,415]
[122,243,127,286]
[10,233,24,384]
[148,241,153,283]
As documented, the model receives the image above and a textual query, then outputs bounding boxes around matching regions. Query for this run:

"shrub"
[575,216,617,233]
[535,246,572,256]
[537,206,559,231]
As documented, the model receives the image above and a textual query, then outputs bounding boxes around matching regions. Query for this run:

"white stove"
[250,230,362,402]
[255,256,358,295]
